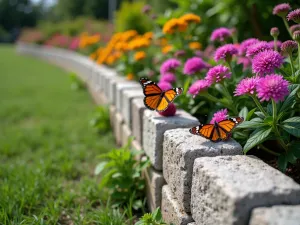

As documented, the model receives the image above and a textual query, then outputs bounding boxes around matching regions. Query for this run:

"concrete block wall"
[17,43,300,225]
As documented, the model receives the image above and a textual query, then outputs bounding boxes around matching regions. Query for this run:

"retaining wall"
[17,43,300,225]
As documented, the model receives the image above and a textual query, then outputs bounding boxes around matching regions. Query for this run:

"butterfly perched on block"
[139,77,183,112]
[189,117,244,142]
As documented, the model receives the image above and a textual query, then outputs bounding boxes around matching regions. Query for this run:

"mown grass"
[0,45,117,224]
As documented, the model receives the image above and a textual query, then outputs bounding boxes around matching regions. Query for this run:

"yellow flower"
[126,73,134,80]
[163,18,188,34]
[89,52,97,60]
[128,37,150,50]
[143,32,153,40]
[106,55,116,65]
[189,42,202,50]
[121,30,138,42]
[134,51,146,61]
[162,45,173,54]
[179,13,201,24]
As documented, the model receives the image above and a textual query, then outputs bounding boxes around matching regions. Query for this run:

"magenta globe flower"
[210,109,229,124]
[160,58,181,75]
[290,24,300,34]
[239,38,260,55]
[158,81,172,91]
[183,57,207,75]
[205,65,231,84]
[257,74,289,102]
[234,77,260,96]
[214,44,238,62]
[270,27,280,37]
[287,9,300,23]
[252,50,283,76]
[160,73,176,83]
[273,3,291,17]
[188,80,210,98]
[210,27,232,42]
[281,40,298,54]
[246,41,272,57]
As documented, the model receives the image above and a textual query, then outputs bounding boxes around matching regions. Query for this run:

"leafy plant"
[69,72,85,90]
[94,139,150,210]
[90,105,111,134]
[135,207,167,225]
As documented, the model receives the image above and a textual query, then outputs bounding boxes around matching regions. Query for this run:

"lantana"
[234,77,259,96]
[252,50,283,76]
[214,44,238,62]
[160,58,181,75]
[205,65,231,84]
[210,109,229,124]
[183,57,207,75]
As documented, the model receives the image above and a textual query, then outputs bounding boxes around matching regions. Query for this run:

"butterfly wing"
[156,88,183,112]
[189,124,215,140]
[218,117,244,140]
[139,78,163,111]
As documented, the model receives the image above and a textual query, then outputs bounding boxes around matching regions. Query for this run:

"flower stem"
[283,18,292,38]
[298,43,300,70]
[258,144,280,156]
[251,95,268,117]
[288,53,296,76]
[274,37,278,52]
[227,62,236,80]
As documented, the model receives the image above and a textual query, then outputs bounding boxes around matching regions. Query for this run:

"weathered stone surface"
[121,123,132,147]
[143,110,199,170]
[187,223,195,225]
[163,128,242,212]
[161,185,193,225]
[131,98,146,144]
[143,167,165,212]
[131,140,142,151]
[101,69,117,98]
[114,112,124,146]
[249,205,300,225]
[191,155,300,225]
[109,105,116,128]
[108,76,125,105]
[122,89,144,127]
[115,82,140,112]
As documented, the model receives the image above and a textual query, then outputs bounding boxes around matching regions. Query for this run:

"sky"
[31,0,57,7]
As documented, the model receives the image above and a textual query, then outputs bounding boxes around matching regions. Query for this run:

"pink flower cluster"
[210,27,232,42]
[210,109,228,124]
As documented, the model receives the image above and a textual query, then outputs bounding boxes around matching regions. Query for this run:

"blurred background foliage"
[1,0,300,43]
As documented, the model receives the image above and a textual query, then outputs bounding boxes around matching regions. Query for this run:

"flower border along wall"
[17,42,300,225]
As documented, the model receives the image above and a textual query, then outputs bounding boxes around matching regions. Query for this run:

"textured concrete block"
[131,98,146,144]
[114,112,124,146]
[102,69,117,99]
[143,110,199,170]
[191,155,300,225]
[163,128,242,212]
[161,185,193,225]
[109,76,125,104]
[109,105,116,128]
[122,89,144,127]
[143,167,165,212]
[121,123,132,147]
[187,223,195,225]
[249,205,300,225]
[116,82,140,112]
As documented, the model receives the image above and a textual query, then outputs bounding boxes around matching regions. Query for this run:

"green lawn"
[0,45,117,224]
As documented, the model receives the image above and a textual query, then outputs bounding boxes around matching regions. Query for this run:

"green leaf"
[278,154,288,172]
[239,106,248,119]
[246,108,256,121]
[243,127,272,153]
[281,117,300,137]
[94,162,107,175]
[264,116,273,125]
[287,151,297,164]
[236,119,265,129]
[289,141,300,158]
[254,111,265,119]
[279,84,300,113]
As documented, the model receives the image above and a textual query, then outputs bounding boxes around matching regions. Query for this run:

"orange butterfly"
[189,117,244,142]
[139,77,183,112]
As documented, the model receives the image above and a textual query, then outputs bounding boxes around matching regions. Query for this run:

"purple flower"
[273,3,291,17]
[257,74,289,102]
[290,24,300,34]
[252,50,283,76]
[188,80,210,97]
[158,81,172,91]
[174,50,186,58]
[281,40,298,54]
[268,40,282,50]
[237,57,252,70]
[239,38,260,55]
[160,73,176,83]
[214,44,238,62]
[293,30,300,42]
[287,9,300,23]
[160,58,181,75]
[210,27,232,42]
[270,27,279,37]
[205,65,231,84]
[246,41,272,57]
[234,77,259,96]
[142,5,152,14]
[183,57,207,75]
[210,109,228,124]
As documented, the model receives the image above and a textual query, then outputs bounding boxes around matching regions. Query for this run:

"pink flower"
[160,73,176,83]
[237,57,252,70]
[257,74,289,102]
[205,65,231,84]
[160,58,181,75]
[234,77,259,96]
[270,27,280,37]
[246,41,272,57]
[214,44,238,62]
[281,40,298,54]
[290,24,300,34]
[239,38,260,55]
[268,40,282,51]
[183,57,207,75]
[210,27,232,42]
[188,80,210,97]
[287,9,300,23]
[174,50,186,58]
[273,3,291,17]
[158,81,172,91]
[210,109,228,124]
[252,50,283,76]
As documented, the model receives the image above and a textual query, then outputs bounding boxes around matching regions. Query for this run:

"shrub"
[90,105,111,134]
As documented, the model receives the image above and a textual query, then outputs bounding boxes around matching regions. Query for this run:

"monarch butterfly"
[189,117,244,142]
[139,77,183,112]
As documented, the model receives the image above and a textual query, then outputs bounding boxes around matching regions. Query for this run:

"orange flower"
[128,37,150,50]
[89,52,97,60]
[189,42,202,50]
[143,32,153,40]
[163,18,188,34]
[162,45,173,54]
[179,13,201,24]
[134,51,146,61]
[126,73,134,80]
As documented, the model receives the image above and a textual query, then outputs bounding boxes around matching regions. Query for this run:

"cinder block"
[122,89,144,127]
[187,223,195,225]
[142,110,199,171]
[109,76,126,105]
[131,98,146,144]
[121,123,132,147]
[249,205,300,225]
[143,167,165,212]
[116,82,141,112]
[114,112,124,146]
[191,155,300,225]
[109,105,116,128]
[100,66,116,96]
[161,185,193,225]
[163,128,242,212]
